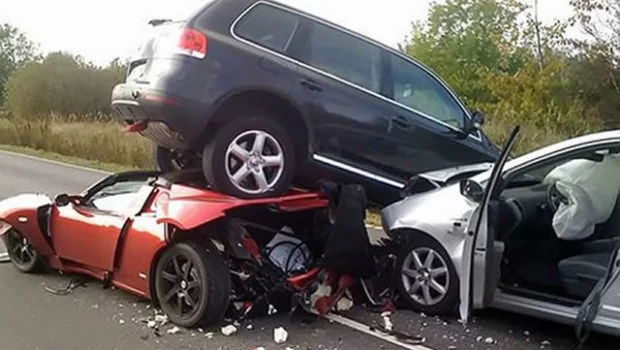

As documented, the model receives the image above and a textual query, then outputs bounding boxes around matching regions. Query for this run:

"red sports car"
[0,170,332,327]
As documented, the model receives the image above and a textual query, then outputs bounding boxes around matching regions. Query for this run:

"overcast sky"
[1,0,576,66]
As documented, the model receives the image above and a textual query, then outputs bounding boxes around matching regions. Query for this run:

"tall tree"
[0,23,39,105]
[404,0,532,106]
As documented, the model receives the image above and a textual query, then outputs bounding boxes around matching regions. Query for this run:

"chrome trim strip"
[111,99,140,106]
[313,154,405,188]
[601,305,620,314]
[229,1,483,142]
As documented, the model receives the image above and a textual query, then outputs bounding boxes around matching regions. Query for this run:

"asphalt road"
[0,150,618,350]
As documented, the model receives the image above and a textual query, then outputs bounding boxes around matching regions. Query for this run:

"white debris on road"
[336,296,354,311]
[268,304,278,315]
[381,311,393,332]
[274,326,288,343]
[221,324,238,336]
[167,326,181,335]
[154,314,168,324]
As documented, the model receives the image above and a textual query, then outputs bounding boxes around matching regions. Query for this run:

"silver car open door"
[575,241,620,347]
[459,126,520,325]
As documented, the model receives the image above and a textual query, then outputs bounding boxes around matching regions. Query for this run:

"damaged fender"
[0,194,57,259]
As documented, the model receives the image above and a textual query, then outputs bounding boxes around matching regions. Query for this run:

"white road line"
[324,313,433,350]
[0,149,111,175]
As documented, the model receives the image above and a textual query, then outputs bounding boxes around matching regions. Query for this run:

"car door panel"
[51,205,127,271]
[50,173,158,273]
[460,126,520,325]
[385,53,497,176]
[290,18,405,184]
[587,244,620,336]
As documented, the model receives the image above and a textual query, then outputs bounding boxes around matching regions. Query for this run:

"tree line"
[0,0,618,150]
[0,23,126,120]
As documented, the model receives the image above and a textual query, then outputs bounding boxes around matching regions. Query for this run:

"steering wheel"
[547,181,569,213]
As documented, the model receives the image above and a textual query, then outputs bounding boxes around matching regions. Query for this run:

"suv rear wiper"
[148,19,173,27]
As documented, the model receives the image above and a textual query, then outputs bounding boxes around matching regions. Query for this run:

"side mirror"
[54,194,71,207]
[460,179,484,203]
[463,111,485,135]
[54,194,80,207]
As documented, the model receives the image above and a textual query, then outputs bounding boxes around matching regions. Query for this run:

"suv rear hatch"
[125,20,202,85]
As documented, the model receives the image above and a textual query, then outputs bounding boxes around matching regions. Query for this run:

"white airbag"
[544,155,620,225]
[552,181,596,240]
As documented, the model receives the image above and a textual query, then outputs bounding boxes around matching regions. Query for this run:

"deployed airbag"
[552,181,596,240]
[544,155,620,225]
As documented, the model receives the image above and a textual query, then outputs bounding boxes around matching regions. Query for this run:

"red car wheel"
[154,241,230,328]
[4,229,42,273]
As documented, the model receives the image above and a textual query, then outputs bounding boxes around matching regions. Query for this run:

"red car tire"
[154,241,230,328]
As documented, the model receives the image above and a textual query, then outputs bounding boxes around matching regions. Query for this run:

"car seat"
[557,190,620,299]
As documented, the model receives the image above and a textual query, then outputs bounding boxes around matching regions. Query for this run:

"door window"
[390,54,465,129]
[234,3,301,53]
[304,22,382,94]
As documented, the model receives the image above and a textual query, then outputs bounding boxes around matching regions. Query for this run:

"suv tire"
[202,114,296,198]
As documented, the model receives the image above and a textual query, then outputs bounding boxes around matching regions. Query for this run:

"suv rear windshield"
[234,3,301,54]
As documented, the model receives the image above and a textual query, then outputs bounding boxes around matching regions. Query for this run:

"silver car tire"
[395,233,459,316]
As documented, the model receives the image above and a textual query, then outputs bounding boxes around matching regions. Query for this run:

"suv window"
[390,54,465,129]
[304,22,382,94]
[234,4,301,53]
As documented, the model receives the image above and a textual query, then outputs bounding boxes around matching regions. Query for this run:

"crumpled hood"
[418,162,494,185]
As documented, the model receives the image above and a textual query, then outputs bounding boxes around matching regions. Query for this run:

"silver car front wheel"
[401,247,450,306]
[395,233,459,315]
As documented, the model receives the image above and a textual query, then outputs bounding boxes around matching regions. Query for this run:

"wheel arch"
[202,87,313,165]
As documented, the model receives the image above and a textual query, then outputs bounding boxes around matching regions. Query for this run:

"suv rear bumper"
[111,83,208,151]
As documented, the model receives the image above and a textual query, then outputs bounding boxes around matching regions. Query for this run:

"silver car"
[381,126,620,339]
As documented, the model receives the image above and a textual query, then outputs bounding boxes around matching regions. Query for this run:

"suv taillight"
[177,28,207,59]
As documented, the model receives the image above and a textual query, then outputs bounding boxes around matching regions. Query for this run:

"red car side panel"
[113,215,167,299]
[156,185,329,231]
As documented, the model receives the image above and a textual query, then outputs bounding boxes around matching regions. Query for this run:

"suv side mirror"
[460,179,484,203]
[463,111,485,135]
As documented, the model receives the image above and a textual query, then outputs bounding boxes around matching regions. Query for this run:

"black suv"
[111,0,500,205]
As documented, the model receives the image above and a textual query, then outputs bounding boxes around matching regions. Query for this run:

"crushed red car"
[0,169,395,328]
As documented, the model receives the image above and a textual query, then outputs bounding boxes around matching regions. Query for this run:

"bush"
[5,52,125,120]
[0,114,151,168]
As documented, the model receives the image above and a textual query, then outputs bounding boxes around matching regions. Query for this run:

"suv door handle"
[391,115,411,129]
[299,79,322,92]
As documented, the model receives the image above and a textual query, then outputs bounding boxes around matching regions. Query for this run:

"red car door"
[50,174,157,272]
[51,205,127,271]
